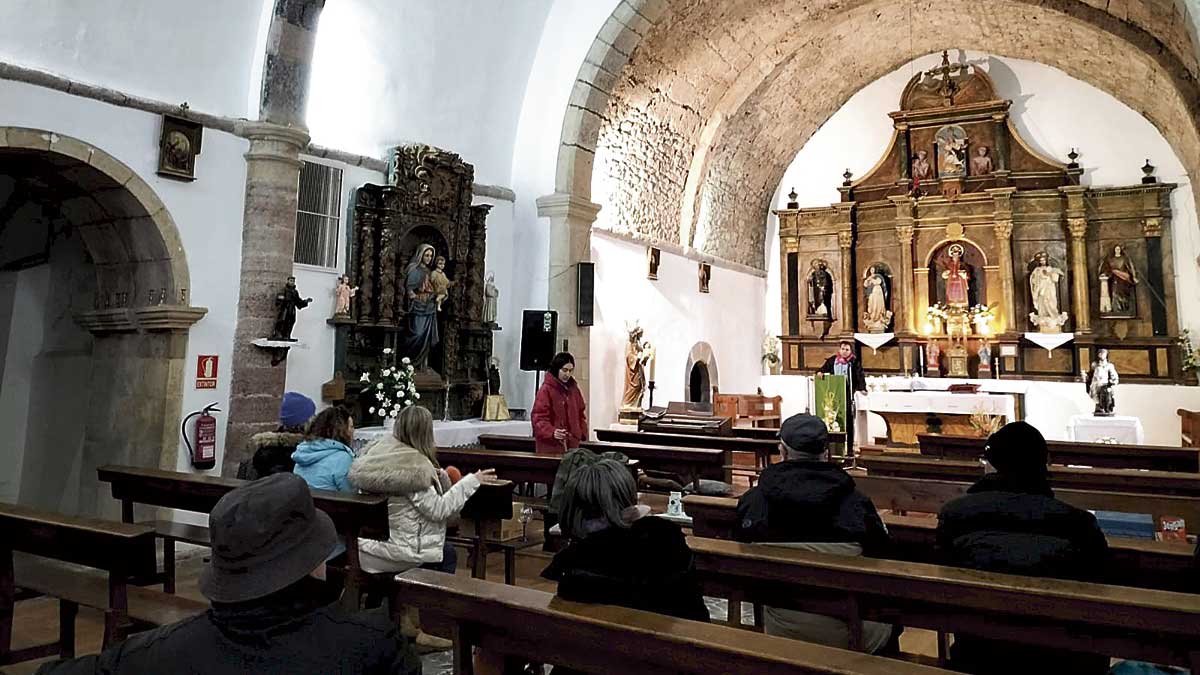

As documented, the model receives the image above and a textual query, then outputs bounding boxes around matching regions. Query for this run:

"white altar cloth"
[1067,414,1144,445]
[854,390,1017,447]
[353,418,531,452]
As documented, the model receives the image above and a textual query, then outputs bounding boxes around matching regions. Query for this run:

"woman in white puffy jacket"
[349,404,493,574]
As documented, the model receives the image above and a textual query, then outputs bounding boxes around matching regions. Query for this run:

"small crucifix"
[925,50,966,106]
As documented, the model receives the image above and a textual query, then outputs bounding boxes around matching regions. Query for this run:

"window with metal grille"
[294,160,343,268]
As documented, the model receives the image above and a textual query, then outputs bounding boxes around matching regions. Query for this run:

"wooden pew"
[686,536,1200,672]
[917,433,1200,472]
[596,428,778,469]
[683,494,1196,592]
[392,568,954,675]
[476,433,535,452]
[582,439,730,487]
[1181,409,1200,448]
[97,465,387,606]
[1,502,205,664]
[859,453,1200,498]
[437,447,639,501]
[714,392,783,428]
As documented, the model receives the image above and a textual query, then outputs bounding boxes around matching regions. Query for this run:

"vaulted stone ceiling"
[566,0,1200,269]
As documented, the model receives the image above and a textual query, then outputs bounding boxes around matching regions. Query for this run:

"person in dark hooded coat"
[936,420,1109,674]
[734,413,894,652]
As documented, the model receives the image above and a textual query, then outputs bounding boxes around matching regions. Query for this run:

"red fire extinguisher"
[182,403,220,470]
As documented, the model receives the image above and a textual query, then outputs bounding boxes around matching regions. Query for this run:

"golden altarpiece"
[777,53,1181,382]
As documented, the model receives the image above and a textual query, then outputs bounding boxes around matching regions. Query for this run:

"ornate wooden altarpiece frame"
[776,52,1181,383]
[334,144,493,419]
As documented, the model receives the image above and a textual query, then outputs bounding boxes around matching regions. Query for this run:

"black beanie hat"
[984,421,1049,478]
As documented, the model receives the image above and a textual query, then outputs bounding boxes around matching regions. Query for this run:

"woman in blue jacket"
[292,406,356,493]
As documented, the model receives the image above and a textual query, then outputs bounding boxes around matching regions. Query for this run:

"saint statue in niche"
[861,264,893,333]
[1098,244,1137,318]
[1028,251,1069,333]
[397,243,441,371]
[970,146,993,175]
[941,244,971,308]
[333,275,358,319]
[911,149,932,181]
[807,259,834,319]
[935,125,969,177]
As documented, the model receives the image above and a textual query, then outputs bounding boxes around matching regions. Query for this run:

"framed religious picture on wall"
[157,114,203,181]
[698,262,711,293]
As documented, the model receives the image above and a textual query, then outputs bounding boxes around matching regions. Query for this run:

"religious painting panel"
[1020,345,1074,375]
[860,345,901,371]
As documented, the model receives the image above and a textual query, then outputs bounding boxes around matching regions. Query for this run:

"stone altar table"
[354,418,532,452]
[855,390,1017,447]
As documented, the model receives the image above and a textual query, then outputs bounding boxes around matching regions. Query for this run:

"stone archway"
[558,0,1200,268]
[0,127,204,517]
[684,341,719,404]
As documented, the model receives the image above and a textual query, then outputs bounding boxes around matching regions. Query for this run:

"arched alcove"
[0,128,204,517]
[684,341,719,404]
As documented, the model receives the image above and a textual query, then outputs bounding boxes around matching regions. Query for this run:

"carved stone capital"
[896,224,915,244]
[837,231,854,249]
[536,192,602,225]
[1142,217,1163,238]
[1067,217,1088,239]
[994,219,1013,239]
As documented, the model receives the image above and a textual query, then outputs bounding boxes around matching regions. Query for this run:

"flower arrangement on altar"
[968,304,996,335]
[924,303,949,334]
[969,409,1003,437]
[761,333,781,375]
[359,347,420,419]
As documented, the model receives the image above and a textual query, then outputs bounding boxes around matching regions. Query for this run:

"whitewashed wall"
[590,233,766,428]
[0,79,250,481]
[764,52,1200,445]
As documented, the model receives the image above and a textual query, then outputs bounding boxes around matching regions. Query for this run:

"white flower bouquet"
[359,347,420,419]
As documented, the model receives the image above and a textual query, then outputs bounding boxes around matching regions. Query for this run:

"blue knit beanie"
[279,392,316,428]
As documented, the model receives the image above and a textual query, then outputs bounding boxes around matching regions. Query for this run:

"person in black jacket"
[819,340,867,393]
[36,473,420,675]
[734,413,895,651]
[541,458,709,622]
[937,421,1109,675]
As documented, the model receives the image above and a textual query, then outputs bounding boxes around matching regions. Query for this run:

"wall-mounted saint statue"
[861,264,893,333]
[807,259,834,319]
[1098,244,1137,318]
[483,272,499,325]
[398,243,441,370]
[1028,251,1069,333]
[911,149,932,181]
[970,146,993,175]
[941,244,971,308]
[272,276,312,341]
[621,322,653,411]
[935,125,969,177]
[332,275,358,319]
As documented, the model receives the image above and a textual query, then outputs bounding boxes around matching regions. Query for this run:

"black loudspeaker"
[520,310,558,371]
[577,262,595,326]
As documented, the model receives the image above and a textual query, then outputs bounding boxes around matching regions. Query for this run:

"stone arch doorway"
[684,342,719,404]
[0,128,204,518]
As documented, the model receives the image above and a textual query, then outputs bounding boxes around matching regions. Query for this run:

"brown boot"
[400,605,451,653]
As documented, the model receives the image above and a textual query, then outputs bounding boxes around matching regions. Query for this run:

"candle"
[648,347,656,380]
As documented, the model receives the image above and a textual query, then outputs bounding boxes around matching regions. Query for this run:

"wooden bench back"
[681,494,1197,592]
[0,502,156,578]
[392,568,954,675]
[917,433,1200,472]
[581,440,729,483]
[686,536,1200,670]
[595,428,777,454]
[1180,409,1200,448]
[712,393,740,421]
[96,465,389,539]
[475,434,536,452]
[859,454,1200,497]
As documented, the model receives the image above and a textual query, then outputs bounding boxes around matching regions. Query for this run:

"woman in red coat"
[531,352,588,455]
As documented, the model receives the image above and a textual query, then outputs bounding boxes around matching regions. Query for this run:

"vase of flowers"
[1178,330,1199,385]
[358,347,420,425]
[762,334,782,375]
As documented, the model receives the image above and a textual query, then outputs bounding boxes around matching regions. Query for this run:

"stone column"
[223,122,311,476]
[222,0,326,476]
[838,230,855,333]
[992,113,1009,173]
[260,0,327,127]
[1062,186,1091,335]
[890,197,916,334]
[536,193,601,403]
[989,188,1017,332]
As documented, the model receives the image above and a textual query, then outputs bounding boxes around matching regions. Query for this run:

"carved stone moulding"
[74,304,207,334]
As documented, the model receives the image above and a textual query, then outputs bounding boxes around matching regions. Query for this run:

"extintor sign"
[196,355,218,389]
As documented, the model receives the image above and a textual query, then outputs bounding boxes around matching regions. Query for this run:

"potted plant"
[1178,330,1199,385]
